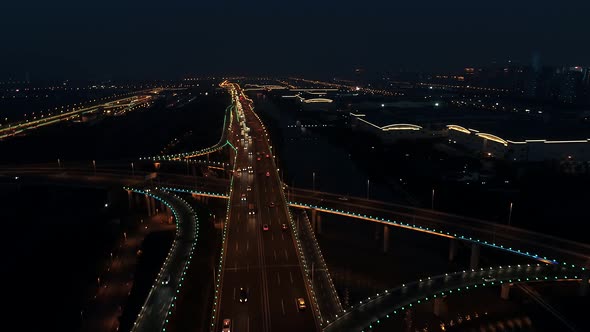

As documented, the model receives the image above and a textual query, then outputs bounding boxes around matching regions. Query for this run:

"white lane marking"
[236,242,239,252]
[271,233,274,241]
[281,233,284,241]
[274,250,277,261]
[289,272,293,284]
[277,272,281,285]
[284,249,288,260]
[281,299,286,315]
[246,240,249,252]
[247,263,249,272]
[233,287,236,300]
[247,315,250,332]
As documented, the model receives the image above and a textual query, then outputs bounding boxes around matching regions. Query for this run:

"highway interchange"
[1,81,589,332]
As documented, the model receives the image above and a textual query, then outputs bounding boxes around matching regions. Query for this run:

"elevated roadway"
[288,188,590,269]
[323,264,585,332]
[125,188,198,332]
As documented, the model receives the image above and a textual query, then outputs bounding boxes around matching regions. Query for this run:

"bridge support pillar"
[311,209,322,234]
[383,225,390,253]
[135,193,141,207]
[151,197,157,216]
[145,195,153,216]
[433,297,444,317]
[579,271,589,296]
[127,190,133,209]
[449,239,458,262]
[470,243,480,269]
[500,283,511,300]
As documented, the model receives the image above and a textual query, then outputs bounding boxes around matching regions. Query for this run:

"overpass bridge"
[323,264,587,332]
[287,188,590,270]
[3,165,590,271]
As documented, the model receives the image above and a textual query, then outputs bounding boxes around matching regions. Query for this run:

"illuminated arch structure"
[446,124,590,161]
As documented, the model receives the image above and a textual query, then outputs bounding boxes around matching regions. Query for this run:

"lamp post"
[367,179,370,199]
[92,160,96,174]
[508,202,513,226]
[131,162,135,176]
[431,188,435,209]
[312,172,316,192]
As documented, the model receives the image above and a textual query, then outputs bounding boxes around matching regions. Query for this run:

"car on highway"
[241,193,247,201]
[161,274,170,285]
[338,196,349,201]
[281,223,288,231]
[297,298,306,310]
[239,287,248,303]
[257,157,261,161]
[268,202,275,208]
[222,318,231,332]
[483,276,496,282]
[265,154,270,158]
[262,224,269,231]
[246,185,252,191]
[265,171,270,177]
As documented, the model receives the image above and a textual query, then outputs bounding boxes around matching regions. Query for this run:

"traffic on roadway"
[214,83,318,332]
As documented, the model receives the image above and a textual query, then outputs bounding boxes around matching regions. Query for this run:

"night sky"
[1,0,589,80]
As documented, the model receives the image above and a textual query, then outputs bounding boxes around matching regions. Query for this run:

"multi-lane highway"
[215,84,317,332]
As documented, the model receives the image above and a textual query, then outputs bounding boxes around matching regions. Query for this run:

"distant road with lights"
[0,89,160,140]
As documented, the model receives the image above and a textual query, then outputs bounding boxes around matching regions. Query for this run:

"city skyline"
[1,0,589,80]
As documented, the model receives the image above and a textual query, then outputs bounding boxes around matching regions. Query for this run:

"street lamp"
[431,188,435,209]
[131,162,135,176]
[92,160,96,174]
[312,172,316,192]
[508,202,513,226]
[367,178,370,199]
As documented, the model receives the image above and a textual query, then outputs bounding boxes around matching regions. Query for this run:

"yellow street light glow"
[476,133,508,146]
[447,125,471,134]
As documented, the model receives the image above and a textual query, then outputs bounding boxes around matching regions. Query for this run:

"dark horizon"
[1,0,589,81]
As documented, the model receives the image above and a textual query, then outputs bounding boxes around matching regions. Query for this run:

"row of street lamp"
[312,172,514,226]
